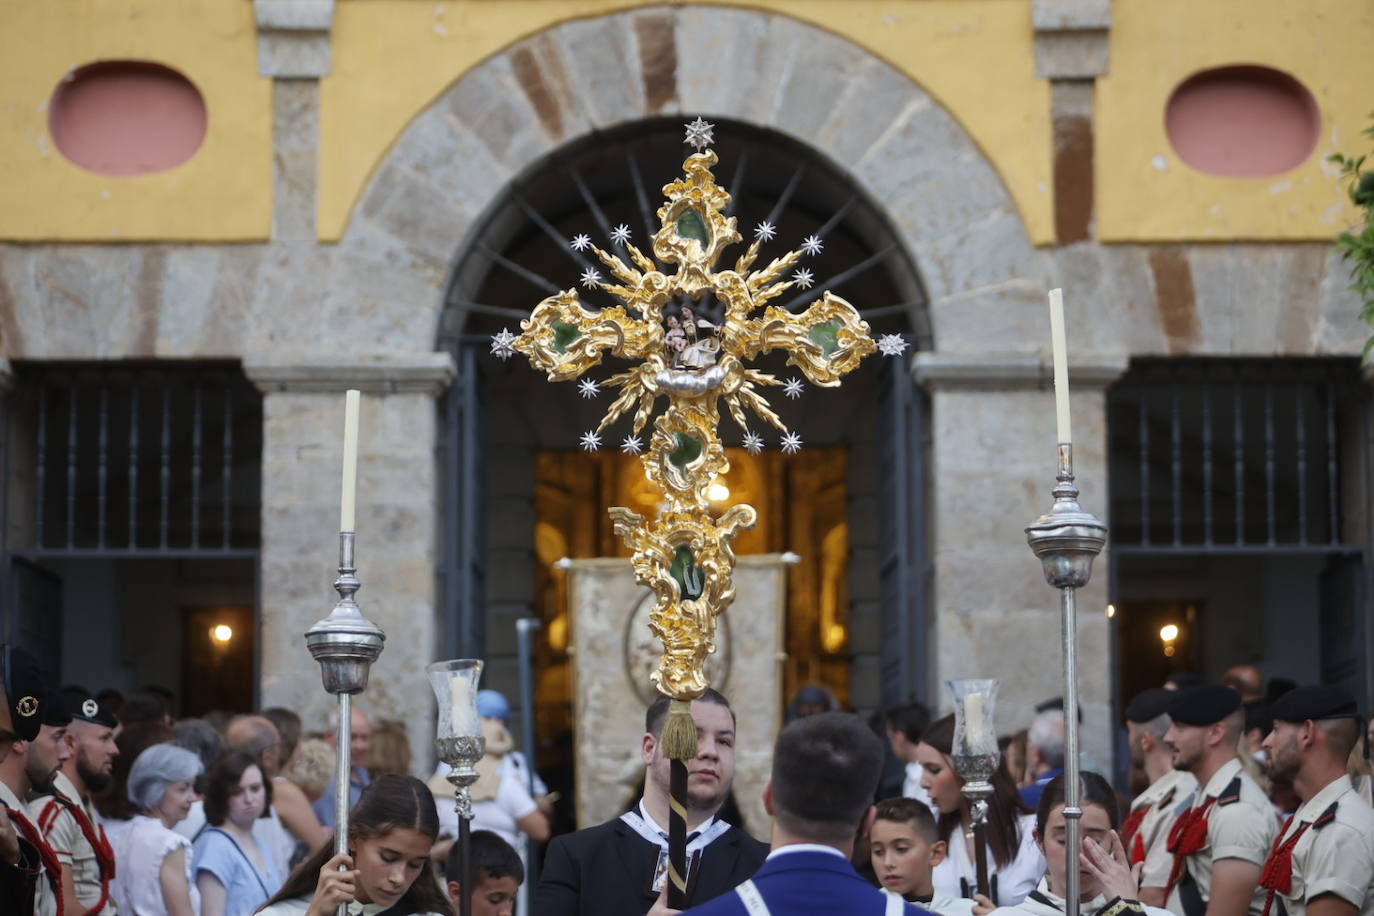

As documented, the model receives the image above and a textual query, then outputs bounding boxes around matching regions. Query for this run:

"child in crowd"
[871,797,976,916]
[445,829,524,916]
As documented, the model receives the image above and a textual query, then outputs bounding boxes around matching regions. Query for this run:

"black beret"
[41,687,72,727]
[1271,685,1359,723]
[1167,685,1242,726]
[61,687,119,729]
[1126,688,1175,724]
[2,644,49,742]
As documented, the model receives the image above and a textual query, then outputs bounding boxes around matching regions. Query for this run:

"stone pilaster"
[245,354,454,771]
[914,352,1125,770]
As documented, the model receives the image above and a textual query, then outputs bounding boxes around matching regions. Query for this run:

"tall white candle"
[450,677,475,736]
[1048,288,1072,445]
[965,693,988,748]
[340,390,360,532]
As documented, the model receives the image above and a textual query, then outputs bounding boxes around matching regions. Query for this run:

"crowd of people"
[4,641,1373,916]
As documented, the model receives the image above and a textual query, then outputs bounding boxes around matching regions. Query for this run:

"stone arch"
[340,5,1045,355]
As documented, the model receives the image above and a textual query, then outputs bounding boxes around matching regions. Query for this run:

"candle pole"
[949,679,1000,901]
[1025,444,1106,916]
[428,660,485,916]
[305,390,385,916]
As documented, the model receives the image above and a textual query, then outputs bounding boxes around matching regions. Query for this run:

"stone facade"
[0,4,1366,775]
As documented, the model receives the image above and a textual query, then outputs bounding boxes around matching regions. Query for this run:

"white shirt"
[989,877,1175,916]
[434,774,540,849]
[933,813,1044,906]
[109,814,201,916]
[884,889,978,916]
[258,897,448,916]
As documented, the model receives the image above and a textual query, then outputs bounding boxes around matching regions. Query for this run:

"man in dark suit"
[682,712,936,916]
[534,689,769,915]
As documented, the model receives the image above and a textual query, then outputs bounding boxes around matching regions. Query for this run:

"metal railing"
[8,362,262,556]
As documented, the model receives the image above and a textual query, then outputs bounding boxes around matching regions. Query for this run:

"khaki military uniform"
[1165,758,1279,916]
[34,771,118,914]
[1,778,61,916]
[1131,769,1198,888]
[1262,775,1374,916]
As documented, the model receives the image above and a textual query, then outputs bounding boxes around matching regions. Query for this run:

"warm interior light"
[1159,623,1180,642]
[1105,604,1116,619]
[1164,645,1176,657]
[707,481,730,502]
[210,624,233,644]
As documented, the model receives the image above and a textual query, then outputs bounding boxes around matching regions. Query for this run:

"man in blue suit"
[680,712,937,916]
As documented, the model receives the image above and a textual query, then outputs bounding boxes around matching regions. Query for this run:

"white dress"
[258,897,448,915]
[932,813,1045,906]
[988,877,1175,916]
[110,814,201,915]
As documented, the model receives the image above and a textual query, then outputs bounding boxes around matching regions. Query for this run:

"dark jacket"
[533,815,768,916]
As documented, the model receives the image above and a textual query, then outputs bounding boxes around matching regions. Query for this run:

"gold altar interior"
[533,446,851,743]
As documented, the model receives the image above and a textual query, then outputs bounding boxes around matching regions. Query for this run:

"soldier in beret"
[1121,689,1197,893]
[0,644,68,915]
[1142,685,1278,916]
[33,689,121,914]
[1258,685,1374,916]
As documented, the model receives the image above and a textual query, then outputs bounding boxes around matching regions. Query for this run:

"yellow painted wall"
[1097,0,1374,242]
[320,0,1054,244]
[0,1,272,242]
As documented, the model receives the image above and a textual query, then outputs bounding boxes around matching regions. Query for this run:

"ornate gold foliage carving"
[513,145,874,702]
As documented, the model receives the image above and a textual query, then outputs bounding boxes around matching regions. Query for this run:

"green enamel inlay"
[670,545,705,600]
[668,432,703,469]
[675,209,710,247]
[808,320,842,357]
[552,320,581,354]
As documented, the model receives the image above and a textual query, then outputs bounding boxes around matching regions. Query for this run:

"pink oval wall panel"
[49,61,207,177]
[1165,66,1320,178]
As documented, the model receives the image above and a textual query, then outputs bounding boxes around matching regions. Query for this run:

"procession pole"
[1026,444,1106,916]
[305,391,386,916]
[427,660,484,916]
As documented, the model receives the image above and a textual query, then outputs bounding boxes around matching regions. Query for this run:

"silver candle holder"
[1025,444,1106,916]
[428,659,485,916]
[305,531,386,916]
[949,678,1000,901]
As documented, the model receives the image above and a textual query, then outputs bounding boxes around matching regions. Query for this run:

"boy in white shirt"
[871,797,976,916]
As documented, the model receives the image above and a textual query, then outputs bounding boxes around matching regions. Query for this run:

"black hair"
[644,688,734,738]
[260,774,452,914]
[1034,771,1118,837]
[772,712,884,845]
[203,751,273,828]
[920,714,1031,869]
[884,703,931,744]
[873,796,939,844]
[447,829,524,885]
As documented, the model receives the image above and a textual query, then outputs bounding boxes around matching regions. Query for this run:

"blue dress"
[192,826,285,916]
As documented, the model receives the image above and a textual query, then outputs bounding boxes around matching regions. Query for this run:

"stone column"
[245,355,454,769]
[914,352,1125,770]
[1033,0,1111,244]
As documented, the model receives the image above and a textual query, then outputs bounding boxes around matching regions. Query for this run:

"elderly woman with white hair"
[109,743,204,916]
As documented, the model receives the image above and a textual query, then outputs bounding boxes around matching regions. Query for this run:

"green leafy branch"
[1329,116,1374,357]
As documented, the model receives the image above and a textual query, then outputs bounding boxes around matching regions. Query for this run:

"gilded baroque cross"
[504,121,899,713]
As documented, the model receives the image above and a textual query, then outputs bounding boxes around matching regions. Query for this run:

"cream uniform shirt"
[1165,758,1279,916]
[1267,775,1374,916]
[1,778,59,916]
[1131,769,1198,889]
[34,770,117,913]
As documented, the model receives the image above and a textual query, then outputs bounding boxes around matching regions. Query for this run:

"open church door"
[7,557,62,675]
[441,341,488,660]
[1319,554,1369,704]
[876,356,931,708]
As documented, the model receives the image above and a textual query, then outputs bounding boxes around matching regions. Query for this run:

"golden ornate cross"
[502,123,890,752]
